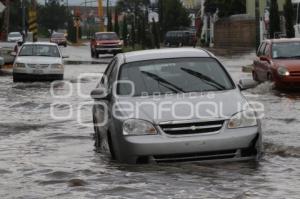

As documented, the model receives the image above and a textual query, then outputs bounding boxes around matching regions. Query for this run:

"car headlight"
[227,109,258,129]
[14,63,26,68]
[52,64,64,69]
[277,66,290,76]
[123,119,157,136]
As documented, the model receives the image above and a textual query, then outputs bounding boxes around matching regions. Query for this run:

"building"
[246,0,286,17]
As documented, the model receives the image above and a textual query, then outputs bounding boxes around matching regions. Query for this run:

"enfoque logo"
[50,73,265,128]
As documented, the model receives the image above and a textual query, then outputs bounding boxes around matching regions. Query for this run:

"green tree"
[114,9,120,35]
[159,0,191,35]
[152,18,160,49]
[204,0,246,18]
[269,0,281,38]
[107,9,113,31]
[38,1,68,33]
[284,0,295,38]
[122,16,128,46]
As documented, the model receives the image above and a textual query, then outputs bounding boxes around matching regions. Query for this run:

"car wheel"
[252,71,259,82]
[107,131,116,159]
[267,73,273,82]
[91,49,94,58]
[93,117,101,151]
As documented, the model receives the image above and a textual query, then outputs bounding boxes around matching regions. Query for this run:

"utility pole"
[255,0,260,50]
[22,0,26,39]
[98,0,104,32]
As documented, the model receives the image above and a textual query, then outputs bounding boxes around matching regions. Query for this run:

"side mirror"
[10,51,17,56]
[238,78,258,91]
[260,56,270,63]
[91,88,109,100]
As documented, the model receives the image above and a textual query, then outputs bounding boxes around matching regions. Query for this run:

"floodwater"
[0,53,299,199]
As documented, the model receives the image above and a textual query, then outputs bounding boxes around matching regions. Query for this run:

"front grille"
[290,71,300,76]
[28,64,49,69]
[159,120,224,135]
[98,45,118,48]
[153,149,237,163]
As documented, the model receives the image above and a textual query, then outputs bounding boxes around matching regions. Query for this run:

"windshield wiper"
[141,71,185,93]
[180,67,226,90]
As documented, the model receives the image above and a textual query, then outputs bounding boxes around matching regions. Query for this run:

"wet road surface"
[0,50,299,198]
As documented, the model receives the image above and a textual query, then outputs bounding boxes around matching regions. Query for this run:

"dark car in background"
[253,39,300,89]
[90,32,123,58]
[164,30,197,47]
[50,32,67,47]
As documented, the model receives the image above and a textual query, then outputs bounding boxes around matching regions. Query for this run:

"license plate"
[32,69,44,74]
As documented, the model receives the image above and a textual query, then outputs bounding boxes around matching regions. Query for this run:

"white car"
[7,32,23,43]
[13,42,64,82]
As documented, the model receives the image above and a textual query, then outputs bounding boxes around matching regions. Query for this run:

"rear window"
[118,58,235,96]
[9,32,21,37]
[52,33,65,38]
[19,45,60,57]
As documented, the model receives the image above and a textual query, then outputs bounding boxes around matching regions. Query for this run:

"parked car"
[91,48,262,164]
[253,39,300,88]
[164,30,197,47]
[13,42,65,82]
[90,32,123,58]
[7,32,23,43]
[0,42,18,64]
[50,32,67,47]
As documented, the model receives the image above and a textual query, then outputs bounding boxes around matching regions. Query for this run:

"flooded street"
[0,49,299,199]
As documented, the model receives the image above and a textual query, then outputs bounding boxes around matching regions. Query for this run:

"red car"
[253,39,300,88]
[90,32,123,58]
[50,32,67,47]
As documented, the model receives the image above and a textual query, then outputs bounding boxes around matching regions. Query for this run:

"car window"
[95,33,118,40]
[118,58,235,96]
[272,42,300,58]
[100,58,117,85]
[9,32,21,37]
[264,43,271,57]
[52,33,65,38]
[257,42,266,56]
[19,45,60,57]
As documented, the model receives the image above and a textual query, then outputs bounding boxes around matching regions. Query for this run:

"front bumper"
[115,126,262,164]
[274,75,300,88]
[96,47,122,54]
[13,72,63,82]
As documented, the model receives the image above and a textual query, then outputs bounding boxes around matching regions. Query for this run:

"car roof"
[22,42,58,46]
[263,38,300,43]
[95,32,116,34]
[122,48,212,63]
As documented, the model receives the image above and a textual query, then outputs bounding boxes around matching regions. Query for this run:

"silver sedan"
[91,48,263,164]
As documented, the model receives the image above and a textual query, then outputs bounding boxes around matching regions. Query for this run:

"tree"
[284,0,295,38]
[114,9,120,35]
[269,0,281,38]
[122,16,128,46]
[107,9,113,31]
[159,0,191,35]
[204,0,246,18]
[38,1,68,33]
[152,18,160,49]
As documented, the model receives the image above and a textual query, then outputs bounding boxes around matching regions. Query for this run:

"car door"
[260,43,272,81]
[254,42,266,81]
